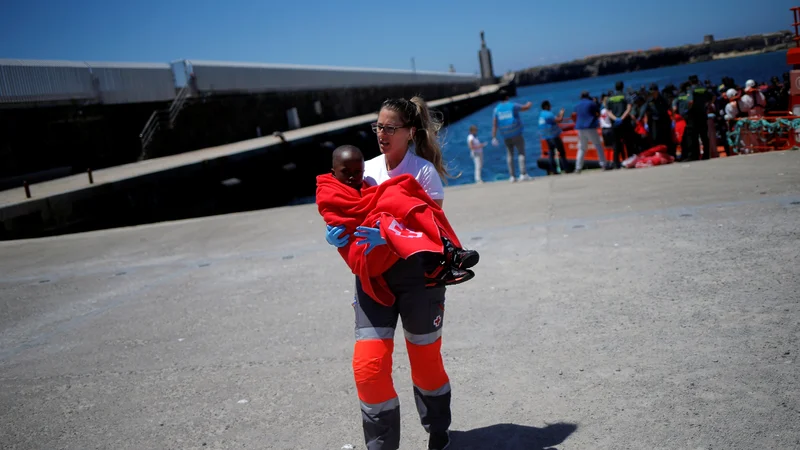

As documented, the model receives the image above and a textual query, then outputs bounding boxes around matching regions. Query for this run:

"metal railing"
[138,85,193,158]
[727,115,800,153]
[139,110,161,155]
[167,85,190,128]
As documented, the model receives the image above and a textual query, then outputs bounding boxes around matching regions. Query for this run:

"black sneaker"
[425,266,475,288]
[453,248,479,270]
[442,237,480,270]
[428,431,451,450]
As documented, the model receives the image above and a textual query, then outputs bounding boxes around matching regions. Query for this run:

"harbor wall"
[0,59,479,187]
[0,85,507,241]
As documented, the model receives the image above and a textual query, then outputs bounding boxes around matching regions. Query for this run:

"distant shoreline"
[711,49,771,60]
[514,32,791,87]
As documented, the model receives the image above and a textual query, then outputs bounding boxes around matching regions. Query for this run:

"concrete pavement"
[1,151,799,449]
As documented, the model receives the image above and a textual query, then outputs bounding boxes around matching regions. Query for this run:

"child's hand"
[326,224,349,248]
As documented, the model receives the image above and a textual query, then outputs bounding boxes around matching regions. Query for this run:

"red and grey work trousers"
[352,255,451,450]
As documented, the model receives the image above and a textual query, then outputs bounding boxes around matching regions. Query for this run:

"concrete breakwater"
[0,59,480,189]
[515,31,792,86]
[0,84,509,241]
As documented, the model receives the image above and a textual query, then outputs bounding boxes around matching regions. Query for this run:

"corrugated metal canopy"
[0,59,89,68]
[186,59,478,78]
[1,58,481,105]
[86,61,172,70]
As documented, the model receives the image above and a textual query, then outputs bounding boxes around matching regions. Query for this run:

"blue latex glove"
[326,224,349,248]
[354,221,386,255]
[614,118,623,127]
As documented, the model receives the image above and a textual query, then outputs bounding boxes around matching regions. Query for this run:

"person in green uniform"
[686,75,711,161]
[605,81,637,168]
[643,83,675,157]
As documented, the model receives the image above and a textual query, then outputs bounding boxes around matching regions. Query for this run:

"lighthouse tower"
[478,31,496,86]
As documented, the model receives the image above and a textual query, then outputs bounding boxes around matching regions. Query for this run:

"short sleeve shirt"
[538,110,561,140]
[574,99,599,129]
[606,90,629,121]
[363,149,444,200]
[493,102,524,139]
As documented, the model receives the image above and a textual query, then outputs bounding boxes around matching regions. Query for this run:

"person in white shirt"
[467,125,487,183]
[323,96,458,450]
[742,79,766,117]
[724,89,740,120]
[599,93,615,149]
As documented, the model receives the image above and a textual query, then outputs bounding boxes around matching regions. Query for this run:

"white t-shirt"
[599,107,612,129]
[364,148,445,200]
[724,101,739,120]
[467,133,483,155]
[741,91,765,115]
[739,94,753,114]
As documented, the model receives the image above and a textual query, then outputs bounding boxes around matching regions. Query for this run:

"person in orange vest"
[672,82,693,161]
[742,80,767,117]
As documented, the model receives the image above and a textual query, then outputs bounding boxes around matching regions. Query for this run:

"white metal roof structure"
[1,58,480,106]
[185,59,478,94]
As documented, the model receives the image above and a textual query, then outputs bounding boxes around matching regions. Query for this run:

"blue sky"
[0,0,794,74]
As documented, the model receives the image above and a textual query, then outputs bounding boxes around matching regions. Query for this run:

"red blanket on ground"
[622,144,675,169]
[315,173,462,306]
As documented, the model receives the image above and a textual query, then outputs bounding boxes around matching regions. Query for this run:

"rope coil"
[726,117,800,153]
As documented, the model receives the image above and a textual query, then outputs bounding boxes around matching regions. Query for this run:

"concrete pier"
[0,85,503,240]
[1,151,799,449]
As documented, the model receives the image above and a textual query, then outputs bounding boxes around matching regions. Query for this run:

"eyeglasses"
[371,123,407,135]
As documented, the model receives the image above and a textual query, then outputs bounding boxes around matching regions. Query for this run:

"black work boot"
[428,431,451,450]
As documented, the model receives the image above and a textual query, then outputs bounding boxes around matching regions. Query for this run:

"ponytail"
[409,96,450,182]
[380,96,452,183]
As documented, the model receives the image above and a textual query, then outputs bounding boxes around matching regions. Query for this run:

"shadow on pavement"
[449,422,578,449]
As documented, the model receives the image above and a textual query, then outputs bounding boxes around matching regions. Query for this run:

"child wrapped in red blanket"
[316,145,479,307]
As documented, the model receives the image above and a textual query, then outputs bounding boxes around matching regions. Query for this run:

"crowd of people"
[554,72,792,174]
[468,72,792,182]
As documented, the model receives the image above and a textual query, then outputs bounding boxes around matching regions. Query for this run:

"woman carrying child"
[324,97,466,450]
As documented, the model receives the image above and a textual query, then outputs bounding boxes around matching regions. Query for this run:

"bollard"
[23,181,31,199]
[87,168,94,184]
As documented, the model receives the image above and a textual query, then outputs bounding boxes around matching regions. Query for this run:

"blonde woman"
[325,96,455,449]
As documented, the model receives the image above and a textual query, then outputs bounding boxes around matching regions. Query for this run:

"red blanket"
[315,173,462,306]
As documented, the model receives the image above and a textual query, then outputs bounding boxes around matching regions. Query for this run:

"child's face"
[332,154,364,190]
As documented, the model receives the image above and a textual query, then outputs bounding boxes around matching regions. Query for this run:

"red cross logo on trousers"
[433,315,442,327]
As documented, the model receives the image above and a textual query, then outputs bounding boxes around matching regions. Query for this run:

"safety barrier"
[726,115,800,154]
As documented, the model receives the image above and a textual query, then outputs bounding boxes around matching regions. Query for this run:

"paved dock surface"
[1,151,799,450]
